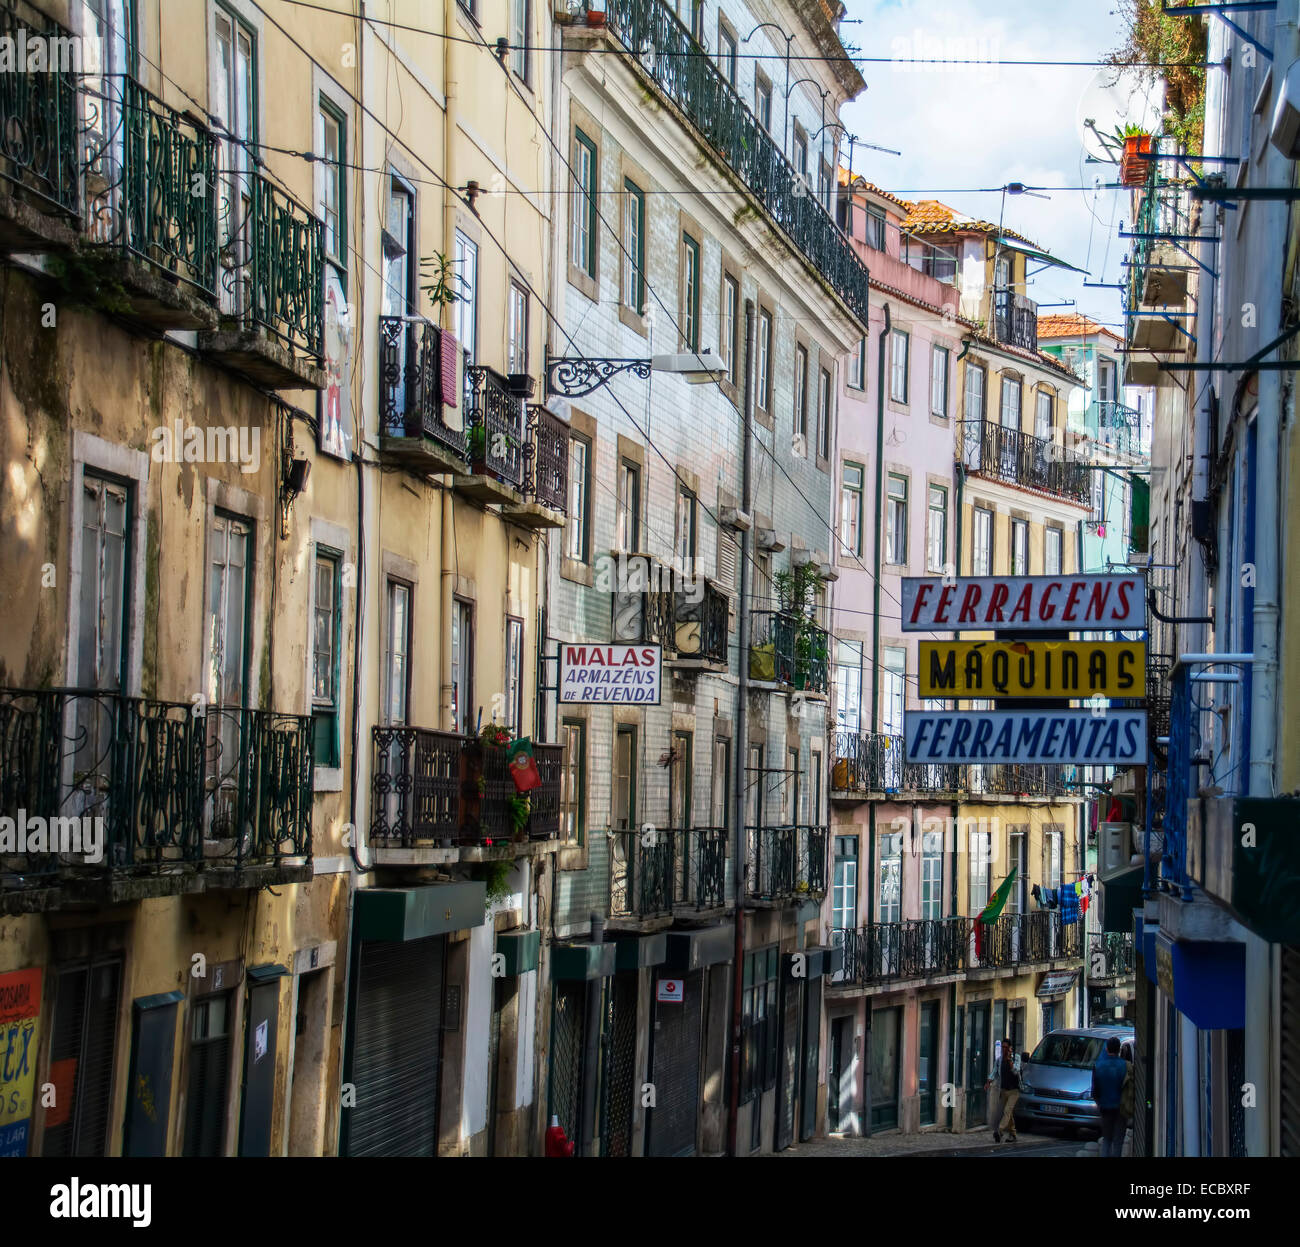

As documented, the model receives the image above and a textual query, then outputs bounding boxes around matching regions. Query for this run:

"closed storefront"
[647,970,704,1156]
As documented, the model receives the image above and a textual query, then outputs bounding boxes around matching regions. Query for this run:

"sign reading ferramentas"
[559,643,662,705]
[904,709,1148,765]
[901,574,1145,632]
[919,641,1147,699]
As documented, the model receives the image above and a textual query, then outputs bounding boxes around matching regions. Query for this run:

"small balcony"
[671,578,729,670]
[1087,399,1148,460]
[748,611,829,694]
[962,419,1091,505]
[455,366,527,504]
[611,562,678,651]
[831,918,968,987]
[502,405,570,530]
[607,826,727,924]
[1087,932,1136,982]
[991,291,1039,352]
[744,823,827,906]
[377,315,468,475]
[831,730,962,799]
[968,763,1075,799]
[969,911,1081,970]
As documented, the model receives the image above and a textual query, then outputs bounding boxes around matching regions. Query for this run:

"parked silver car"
[1014,1025,1135,1136]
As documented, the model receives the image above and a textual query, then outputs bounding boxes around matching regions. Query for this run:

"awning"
[1037,969,1080,999]
[996,236,1090,275]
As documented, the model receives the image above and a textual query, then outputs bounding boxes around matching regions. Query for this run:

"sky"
[837,0,1141,334]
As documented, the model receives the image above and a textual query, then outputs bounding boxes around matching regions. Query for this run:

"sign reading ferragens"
[901,574,1145,632]
[559,643,662,705]
[905,709,1148,766]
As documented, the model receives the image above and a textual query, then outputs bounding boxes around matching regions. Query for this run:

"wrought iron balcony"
[991,290,1038,352]
[677,826,727,910]
[962,419,1091,505]
[1089,399,1148,460]
[609,828,676,920]
[464,366,525,491]
[592,0,869,327]
[968,763,1076,799]
[0,0,80,241]
[466,737,563,846]
[745,824,797,903]
[1087,931,1136,981]
[831,730,963,796]
[370,725,464,847]
[673,578,729,666]
[749,611,829,692]
[523,404,570,514]
[833,918,968,986]
[797,823,828,898]
[378,315,467,470]
[612,561,678,651]
[970,911,1082,969]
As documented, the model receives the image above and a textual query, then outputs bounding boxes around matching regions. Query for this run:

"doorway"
[966,1001,990,1128]
[829,1015,856,1134]
[869,1006,902,1131]
[919,1000,940,1127]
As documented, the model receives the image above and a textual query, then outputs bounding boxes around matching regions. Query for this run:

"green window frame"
[560,717,586,846]
[312,545,343,767]
[841,461,864,558]
[622,179,645,314]
[681,231,700,352]
[572,128,597,278]
[927,484,948,572]
[319,96,347,283]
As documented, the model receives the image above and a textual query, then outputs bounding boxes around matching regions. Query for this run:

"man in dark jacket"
[1091,1036,1128,1157]
[991,1042,1020,1142]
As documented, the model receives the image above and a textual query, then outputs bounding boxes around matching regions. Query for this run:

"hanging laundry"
[1060,885,1080,926]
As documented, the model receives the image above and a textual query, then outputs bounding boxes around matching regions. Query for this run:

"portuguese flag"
[978,867,1018,925]
[507,737,542,793]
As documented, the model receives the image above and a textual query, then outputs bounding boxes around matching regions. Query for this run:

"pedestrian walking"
[990,1041,1020,1142]
[1091,1036,1128,1157]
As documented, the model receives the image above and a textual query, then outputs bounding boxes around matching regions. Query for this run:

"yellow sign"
[918,641,1146,700]
[0,966,42,1156]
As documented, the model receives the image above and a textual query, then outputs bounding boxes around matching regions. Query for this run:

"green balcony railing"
[596,0,869,326]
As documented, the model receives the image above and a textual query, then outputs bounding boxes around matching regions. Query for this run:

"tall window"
[670,732,694,828]
[1000,375,1021,429]
[758,309,773,410]
[560,719,585,844]
[970,828,991,913]
[1045,526,1063,576]
[818,368,832,460]
[833,836,858,931]
[454,230,478,364]
[931,345,950,417]
[741,947,779,1102]
[79,474,129,691]
[613,726,637,830]
[972,506,994,575]
[721,273,739,384]
[622,179,645,314]
[566,435,591,562]
[1011,518,1029,575]
[883,647,906,736]
[711,737,730,826]
[865,207,886,251]
[571,129,597,278]
[922,830,943,920]
[793,127,808,182]
[504,617,524,732]
[965,363,986,424]
[890,329,909,403]
[318,100,346,281]
[927,485,947,573]
[793,345,808,442]
[717,19,737,84]
[312,548,341,766]
[879,832,902,923]
[835,639,863,732]
[841,462,864,558]
[1036,389,1053,441]
[681,233,700,352]
[183,991,232,1157]
[675,485,697,562]
[451,598,473,735]
[755,74,772,131]
[886,475,908,565]
[617,459,640,551]
[214,6,255,317]
[507,280,528,375]
[849,337,867,389]
[1045,828,1063,890]
[510,0,529,81]
[384,579,411,726]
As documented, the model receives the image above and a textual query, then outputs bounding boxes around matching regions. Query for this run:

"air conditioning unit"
[1099,822,1132,877]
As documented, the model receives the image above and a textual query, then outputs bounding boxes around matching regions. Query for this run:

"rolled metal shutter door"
[800,978,822,1142]
[1282,945,1300,1157]
[647,970,703,1157]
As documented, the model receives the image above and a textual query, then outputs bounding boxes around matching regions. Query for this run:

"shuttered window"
[183,992,232,1156]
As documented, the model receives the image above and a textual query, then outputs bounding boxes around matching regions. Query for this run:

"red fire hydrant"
[545,1115,574,1157]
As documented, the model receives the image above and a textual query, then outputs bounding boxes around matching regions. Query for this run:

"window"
[849,336,867,389]
[757,309,773,410]
[312,548,341,766]
[79,474,130,691]
[965,362,986,424]
[931,345,950,417]
[711,737,730,826]
[890,329,909,403]
[841,462,863,558]
[1045,526,1063,576]
[570,129,597,278]
[886,475,908,565]
[1044,827,1063,890]
[617,459,640,551]
[755,73,772,131]
[184,991,232,1156]
[1011,518,1029,576]
[741,947,779,1101]
[879,832,902,923]
[451,598,474,735]
[818,367,832,460]
[384,579,411,726]
[1035,389,1053,441]
[721,272,739,384]
[970,828,991,913]
[793,344,808,442]
[717,18,737,83]
[681,232,700,352]
[214,6,255,317]
[833,836,858,931]
[783,746,800,824]
[504,617,524,732]
[454,230,478,365]
[612,726,637,830]
[510,0,529,81]
[675,485,697,563]
[560,718,585,844]
[622,179,645,314]
[1000,375,1021,429]
[864,207,886,252]
[566,435,591,561]
[381,175,414,320]
[927,485,947,573]
[882,647,905,736]
[670,732,694,828]
[507,280,528,375]
[922,830,943,920]
[793,127,808,182]
[318,100,346,280]
[972,506,993,575]
[835,639,862,732]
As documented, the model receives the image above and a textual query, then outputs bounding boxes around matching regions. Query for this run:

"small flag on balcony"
[507,737,541,793]
[978,866,1017,925]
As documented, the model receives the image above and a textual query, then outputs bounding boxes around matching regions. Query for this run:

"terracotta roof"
[838,169,915,214]
[966,330,1087,385]
[901,198,1038,248]
[1037,313,1125,346]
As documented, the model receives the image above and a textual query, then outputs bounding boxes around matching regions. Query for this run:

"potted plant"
[467,421,487,467]
[1115,124,1154,187]
[507,794,531,840]
[480,721,510,748]
[586,0,607,27]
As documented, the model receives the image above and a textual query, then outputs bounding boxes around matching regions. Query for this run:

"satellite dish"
[1077,67,1165,164]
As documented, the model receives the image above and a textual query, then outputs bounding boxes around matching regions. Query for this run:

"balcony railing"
[992,291,1038,352]
[612,565,677,650]
[798,824,828,897]
[679,825,727,910]
[1087,931,1136,980]
[84,77,219,300]
[834,918,968,985]
[595,0,869,326]
[1089,399,1148,460]
[0,689,311,889]
[969,763,1076,798]
[378,315,467,461]
[0,0,79,218]
[523,404,570,512]
[744,824,827,903]
[609,828,675,919]
[465,366,525,488]
[962,419,1091,505]
[832,730,963,795]
[1127,142,1194,317]
[749,612,829,692]
[970,911,1082,969]
[674,579,729,665]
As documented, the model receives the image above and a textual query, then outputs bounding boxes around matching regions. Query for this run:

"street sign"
[904,709,1148,765]
[656,978,684,1004]
[559,643,662,705]
[918,640,1147,699]
[901,574,1145,632]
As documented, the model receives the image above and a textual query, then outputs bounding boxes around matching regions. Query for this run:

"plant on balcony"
[1107,1,1206,157]
[418,251,462,327]
[507,794,531,840]
[774,563,827,691]
[1113,123,1154,186]
[480,721,511,748]
[473,858,514,907]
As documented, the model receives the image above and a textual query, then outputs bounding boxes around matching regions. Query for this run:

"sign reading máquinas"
[904,709,1148,766]
[918,641,1147,699]
[559,643,662,705]
[901,574,1145,632]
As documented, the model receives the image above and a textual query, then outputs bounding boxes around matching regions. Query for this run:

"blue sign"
[904,709,1148,765]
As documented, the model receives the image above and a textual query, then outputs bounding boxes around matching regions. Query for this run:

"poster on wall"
[319,267,354,460]
[0,967,42,1157]
[901,574,1146,632]
[559,644,662,705]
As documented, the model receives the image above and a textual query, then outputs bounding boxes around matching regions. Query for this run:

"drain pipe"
[579,915,605,1156]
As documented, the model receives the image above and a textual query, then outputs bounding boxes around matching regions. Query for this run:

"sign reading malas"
[901,574,1145,632]
[904,709,1148,765]
[919,640,1147,699]
[559,643,662,705]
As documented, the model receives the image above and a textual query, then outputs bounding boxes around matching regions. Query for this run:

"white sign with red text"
[901,575,1145,633]
[559,643,662,705]
[657,978,684,1004]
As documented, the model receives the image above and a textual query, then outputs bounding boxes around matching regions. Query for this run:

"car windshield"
[1029,1034,1106,1068]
